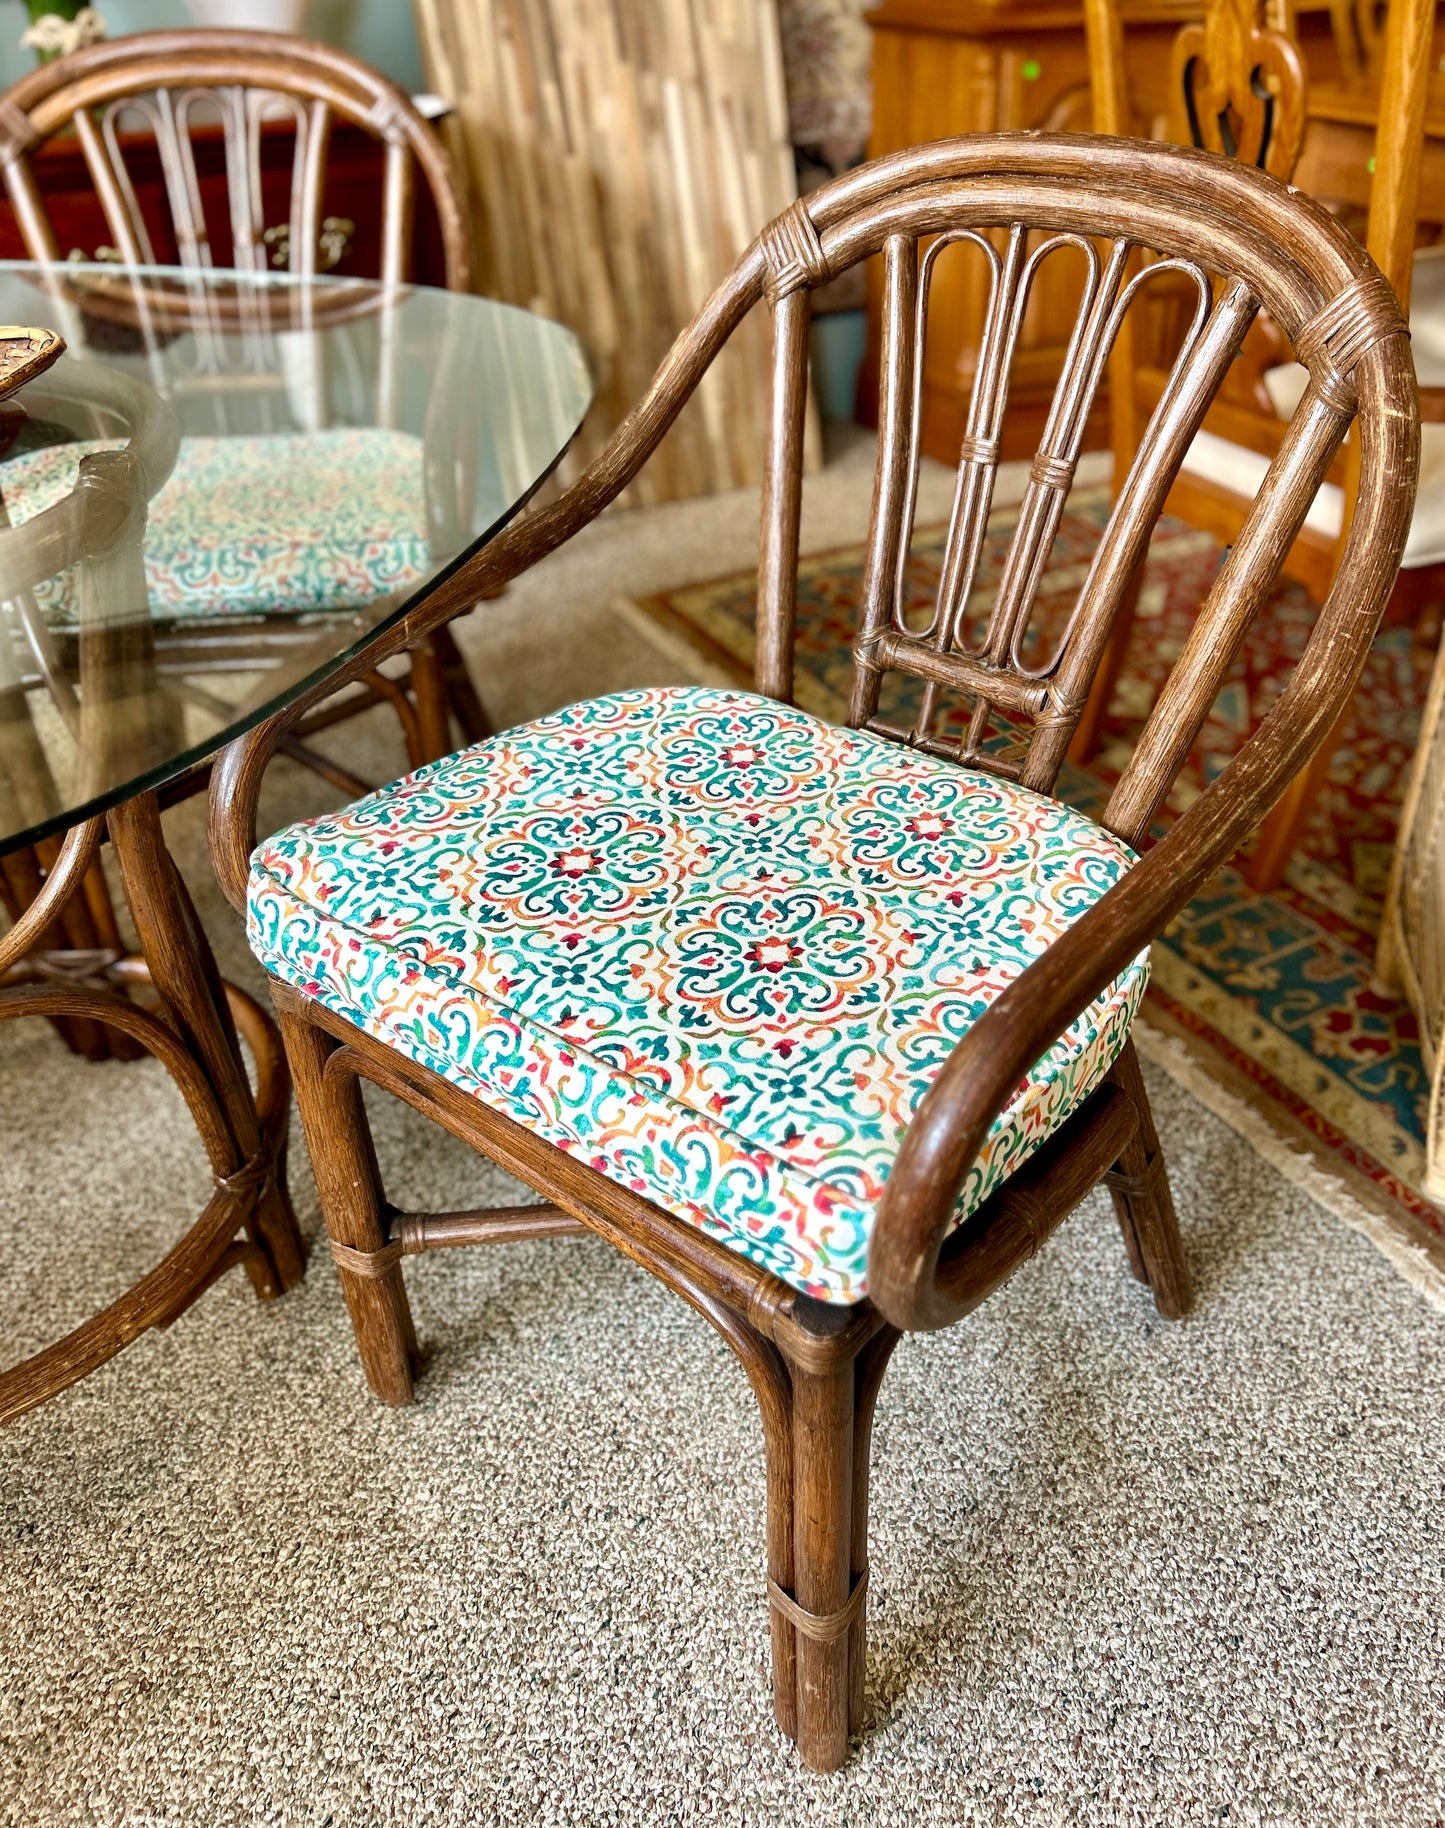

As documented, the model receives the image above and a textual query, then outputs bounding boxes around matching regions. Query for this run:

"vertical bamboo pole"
[409,0,819,506]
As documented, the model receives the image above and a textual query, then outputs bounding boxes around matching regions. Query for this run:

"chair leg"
[790,1360,855,1770]
[766,1324,899,1772]
[848,1326,899,1736]
[408,635,455,766]
[433,619,493,746]
[1104,1040,1193,1319]
[1243,703,1349,892]
[405,623,491,767]
[273,990,418,1404]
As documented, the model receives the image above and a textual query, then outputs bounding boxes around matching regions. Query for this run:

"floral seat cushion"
[248,687,1149,1304]
[0,427,429,620]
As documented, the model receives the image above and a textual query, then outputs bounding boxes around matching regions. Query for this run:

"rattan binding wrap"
[762,199,831,305]
[768,1570,869,1645]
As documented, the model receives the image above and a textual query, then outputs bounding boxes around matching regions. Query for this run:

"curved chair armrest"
[0,362,179,606]
[869,577,1404,1331]
[867,808,1200,1333]
[0,325,63,399]
[19,359,182,498]
[869,301,1418,1333]
[0,442,148,597]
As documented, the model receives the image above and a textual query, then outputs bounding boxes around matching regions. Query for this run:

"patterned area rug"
[628,486,1445,1248]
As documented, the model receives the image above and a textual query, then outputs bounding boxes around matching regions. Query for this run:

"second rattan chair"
[0,28,484,776]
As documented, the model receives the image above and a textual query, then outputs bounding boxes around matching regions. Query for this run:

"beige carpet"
[4,433,1445,1826]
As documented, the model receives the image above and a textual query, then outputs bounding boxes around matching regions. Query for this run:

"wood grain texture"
[1169,0,1307,179]
[1074,0,1312,768]
[861,0,1322,467]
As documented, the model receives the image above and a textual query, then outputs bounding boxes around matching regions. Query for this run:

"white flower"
[20,9,110,56]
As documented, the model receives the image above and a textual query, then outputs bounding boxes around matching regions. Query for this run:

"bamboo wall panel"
[412,0,818,504]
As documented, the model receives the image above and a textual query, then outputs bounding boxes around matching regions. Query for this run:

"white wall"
[0,1,425,92]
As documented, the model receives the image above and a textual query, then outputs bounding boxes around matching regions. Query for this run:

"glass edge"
[0,384,595,863]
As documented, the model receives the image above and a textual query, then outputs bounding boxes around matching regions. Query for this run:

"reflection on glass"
[0,263,592,853]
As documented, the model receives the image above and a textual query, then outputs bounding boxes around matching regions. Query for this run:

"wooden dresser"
[863,0,1345,461]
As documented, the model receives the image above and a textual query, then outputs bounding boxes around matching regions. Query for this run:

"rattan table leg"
[0,788,305,1423]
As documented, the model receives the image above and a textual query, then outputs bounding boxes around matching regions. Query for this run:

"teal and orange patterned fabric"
[631,489,1445,1235]
[0,427,429,619]
[247,687,1148,1303]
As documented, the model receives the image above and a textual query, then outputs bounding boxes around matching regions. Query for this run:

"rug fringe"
[1135,1021,1445,1314]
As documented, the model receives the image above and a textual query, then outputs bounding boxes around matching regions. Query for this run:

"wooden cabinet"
[862,0,1342,462]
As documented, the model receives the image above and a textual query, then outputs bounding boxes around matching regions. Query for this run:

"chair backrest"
[1085,0,1306,177]
[1089,0,1438,309]
[1084,0,1310,478]
[745,142,1418,836]
[465,137,1417,846]
[0,29,470,290]
[210,135,1419,940]
[1354,0,1437,313]
[1329,0,1388,85]
[812,144,1413,843]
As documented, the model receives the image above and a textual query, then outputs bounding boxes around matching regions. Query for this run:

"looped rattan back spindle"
[0,30,470,292]
[838,218,1245,796]
[740,141,1415,857]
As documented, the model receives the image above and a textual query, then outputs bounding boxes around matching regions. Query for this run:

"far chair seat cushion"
[248,687,1149,1304]
[1182,418,1445,571]
[0,427,430,620]
[1181,249,1445,570]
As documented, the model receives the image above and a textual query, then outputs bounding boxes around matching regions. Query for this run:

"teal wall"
[307,0,425,90]
[0,2,425,92]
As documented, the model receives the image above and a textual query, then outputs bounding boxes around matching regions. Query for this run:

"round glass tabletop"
[0,262,592,857]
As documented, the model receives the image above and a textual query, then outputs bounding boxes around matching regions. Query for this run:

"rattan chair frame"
[209,134,1419,1772]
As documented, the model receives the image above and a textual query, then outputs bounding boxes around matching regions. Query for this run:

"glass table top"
[0,262,592,857]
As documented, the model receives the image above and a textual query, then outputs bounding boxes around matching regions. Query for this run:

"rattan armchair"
[209,135,1418,1771]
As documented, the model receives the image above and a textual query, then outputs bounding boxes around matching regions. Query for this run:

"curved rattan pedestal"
[0,790,305,1424]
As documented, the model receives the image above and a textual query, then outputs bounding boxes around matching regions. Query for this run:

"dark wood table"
[0,263,591,1422]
